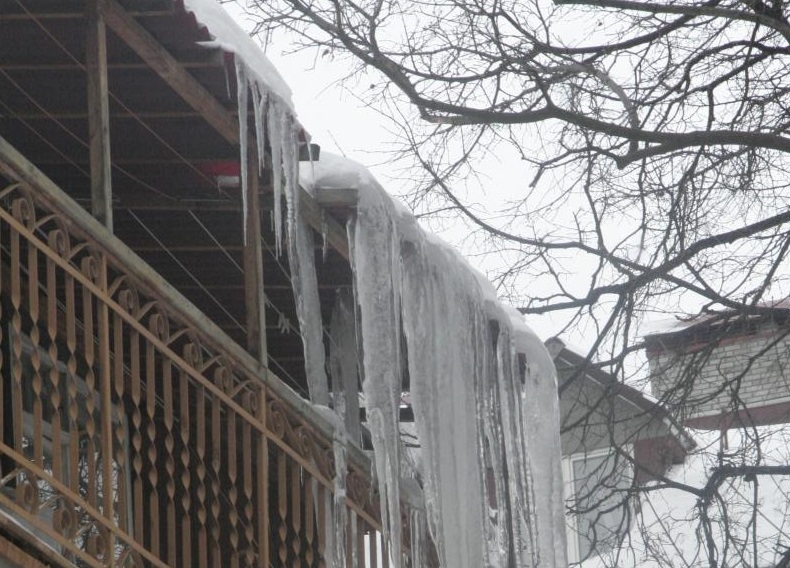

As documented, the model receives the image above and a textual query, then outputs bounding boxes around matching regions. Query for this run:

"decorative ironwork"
[0,150,418,567]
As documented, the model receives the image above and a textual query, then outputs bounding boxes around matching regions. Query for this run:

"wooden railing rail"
[0,137,343,465]
[0,135,418,567]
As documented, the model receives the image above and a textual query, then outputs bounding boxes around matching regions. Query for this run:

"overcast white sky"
[221,4,663,354]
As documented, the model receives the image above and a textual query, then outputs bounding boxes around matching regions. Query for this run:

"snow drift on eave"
[180,0,293,107]
[301,153,568,568]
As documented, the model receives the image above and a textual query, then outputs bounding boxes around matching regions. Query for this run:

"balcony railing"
[0,136,415,568]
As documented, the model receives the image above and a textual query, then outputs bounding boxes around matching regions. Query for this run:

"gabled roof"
[642,298,790,343]
[545,337,696,453]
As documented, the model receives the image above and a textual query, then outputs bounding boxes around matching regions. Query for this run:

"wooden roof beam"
[6,111,228,120]
[98,0,352,259]
[298,186,350,259]
[314,187,358,208]
[87,0,113,231]
[99,0,240,145]
[0,61,225,72]
[0,10,173,21]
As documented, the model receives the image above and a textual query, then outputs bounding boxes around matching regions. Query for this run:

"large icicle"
[287,215,330,405]
[231,59,330,407]
[300,152,567,568]
[400,232,491,568]
[329,289,362,443]
[233,55,329,404]
[275,99,331,405]
[513,319,568,568]
[349,185,404,568]
[252,84,268,182]
[332,430,349,568]
[266,98,286,254]
[312,405,350,568]
[235,59,250,242]
[232,59,297,254]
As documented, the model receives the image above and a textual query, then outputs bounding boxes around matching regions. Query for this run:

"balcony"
[0,136,415,567]
[0,2,569,567]
[0,0,420,565]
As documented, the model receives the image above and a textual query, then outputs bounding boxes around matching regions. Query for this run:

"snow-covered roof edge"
[301,152,568,567]
[642,297,790,338]
[180,0,293,110]
[547,337,697,453]
[299,152,542,340]
[175,0,307,249]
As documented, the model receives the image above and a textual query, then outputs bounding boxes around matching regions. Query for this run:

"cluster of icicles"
[233,62,566,568]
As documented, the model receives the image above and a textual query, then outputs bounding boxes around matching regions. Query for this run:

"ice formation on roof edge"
[183,0,304,253]
[181,0,293,108]
[303,153,567,568]
[230,32,332,406]
[179,1,565,559]
[233,61,326,399]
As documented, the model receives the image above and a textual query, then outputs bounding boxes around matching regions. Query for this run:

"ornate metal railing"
[0,136,414,568]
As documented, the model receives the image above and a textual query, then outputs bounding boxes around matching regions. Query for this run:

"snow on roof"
[180,0,294,110]
[300,152,528,329]
[546,336,595,361]
[301,151,567,567]
[642,298,790,338]
[300,151,373,189]
[640,316,704,337]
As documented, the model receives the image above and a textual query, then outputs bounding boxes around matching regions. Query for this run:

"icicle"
[235,59,249,243]
[400,240,489,568]
[286,214,330,405]
[307,136,316,184]
[350,514,359,568]
[252,83,268,177]
[495,324,537,567]
[330,289,361,443]
[224,59,232,100]
[514,324,568,568]
[351,187,406,568]
[367,409,402,568]
[277,311,286,333]
[409,507,428,567]
[266,98,285,254]
[301,152,567,568]
[332,433,348,568]
[281,111,301,233]
[479,317,511,566]
[322,213,329,261]
[323,487,336,568]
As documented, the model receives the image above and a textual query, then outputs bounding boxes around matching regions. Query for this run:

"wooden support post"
[256,389,269,568]
[244,144,268,365]
[86,0,113,231]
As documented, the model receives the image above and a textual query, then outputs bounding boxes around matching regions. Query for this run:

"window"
[563,448,631,562]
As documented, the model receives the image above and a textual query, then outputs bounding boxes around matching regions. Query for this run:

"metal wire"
[9,0,231,198]
[127,209,246,331]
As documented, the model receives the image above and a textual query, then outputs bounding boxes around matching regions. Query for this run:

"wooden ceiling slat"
[0,0,360,397]
[100,0,240,145]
